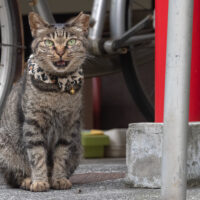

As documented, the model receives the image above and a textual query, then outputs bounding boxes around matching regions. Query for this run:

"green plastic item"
[81,131,109,158]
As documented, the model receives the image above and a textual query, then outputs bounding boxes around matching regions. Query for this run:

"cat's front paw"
[51,177,72,190]
[30,180,50,192]
[20,177,32,190]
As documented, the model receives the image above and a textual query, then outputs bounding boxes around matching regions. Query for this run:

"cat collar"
[28,54,83,94]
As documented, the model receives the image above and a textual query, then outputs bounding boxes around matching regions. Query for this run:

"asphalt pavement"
[0,158,200,200]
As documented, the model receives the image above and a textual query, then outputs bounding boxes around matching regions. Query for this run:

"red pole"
[92,77,101,129]
[155,0,200,122]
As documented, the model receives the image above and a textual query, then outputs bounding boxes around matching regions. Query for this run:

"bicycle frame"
[27,0,55,24]
[89,0,154,54]
[27,0,154,55]
[88,0,127,54]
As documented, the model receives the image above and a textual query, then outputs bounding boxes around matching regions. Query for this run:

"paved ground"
[0,158,200,200]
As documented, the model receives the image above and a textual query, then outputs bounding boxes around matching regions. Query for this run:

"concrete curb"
[125,122,200,188]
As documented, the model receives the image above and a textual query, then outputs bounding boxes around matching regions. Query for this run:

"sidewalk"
[0,158,200,200]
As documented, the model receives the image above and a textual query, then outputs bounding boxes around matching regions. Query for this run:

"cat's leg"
[51,121,81,190]
[23,117,50,192]
[50,140,73,190]
[66,132,82,178]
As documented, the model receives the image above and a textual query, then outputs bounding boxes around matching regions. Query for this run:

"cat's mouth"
[53,60,70,68]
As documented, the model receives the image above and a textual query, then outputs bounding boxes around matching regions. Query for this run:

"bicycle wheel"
[110,0,155,121]
[0,0,24,115]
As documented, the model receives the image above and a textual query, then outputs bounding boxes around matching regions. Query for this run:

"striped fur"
[0,12,89,192]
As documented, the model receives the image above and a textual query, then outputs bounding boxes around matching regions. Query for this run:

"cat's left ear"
[28,12,50,37]
[69,12,90,32]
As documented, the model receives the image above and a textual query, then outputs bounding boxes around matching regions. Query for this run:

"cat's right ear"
[28,12,50,37]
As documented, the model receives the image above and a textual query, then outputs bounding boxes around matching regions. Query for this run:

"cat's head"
[28,12,90,75]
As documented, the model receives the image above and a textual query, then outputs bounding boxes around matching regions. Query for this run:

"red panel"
[155,0,200,122]
[155,0,168,122]
[189,0,200,121]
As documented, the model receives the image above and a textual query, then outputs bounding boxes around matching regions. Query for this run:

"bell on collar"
[70,88,75,95]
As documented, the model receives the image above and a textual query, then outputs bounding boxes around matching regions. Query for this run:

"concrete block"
[125,122,200,188]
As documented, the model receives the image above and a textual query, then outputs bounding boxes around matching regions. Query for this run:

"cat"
[0,11,90,192]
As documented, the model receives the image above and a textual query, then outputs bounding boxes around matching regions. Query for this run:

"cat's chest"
[25,87,82,115]
[44,93,79,110]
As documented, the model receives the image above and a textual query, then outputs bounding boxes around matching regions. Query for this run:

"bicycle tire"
[111,0,155,121]
[0,0,24,116]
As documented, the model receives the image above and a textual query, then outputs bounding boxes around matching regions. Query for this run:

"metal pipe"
[123,33,154,46]
[88,0,107,40]
[112,15,153,50]
[27,0,55,24]
[103,33,154,54]
[161,0,194,200]
[88,0,107,54]
[110,0,126,39]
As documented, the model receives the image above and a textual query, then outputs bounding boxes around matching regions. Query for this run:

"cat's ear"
[28,12,50,37]
[69,12,90,32]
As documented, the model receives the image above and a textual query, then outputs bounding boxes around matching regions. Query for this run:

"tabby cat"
[0,12,89,192]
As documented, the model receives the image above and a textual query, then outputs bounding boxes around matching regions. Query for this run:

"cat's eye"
[44,40,54,47]
[67,39,76,47]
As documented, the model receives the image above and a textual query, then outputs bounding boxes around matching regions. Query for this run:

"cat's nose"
[56,47,65,57]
